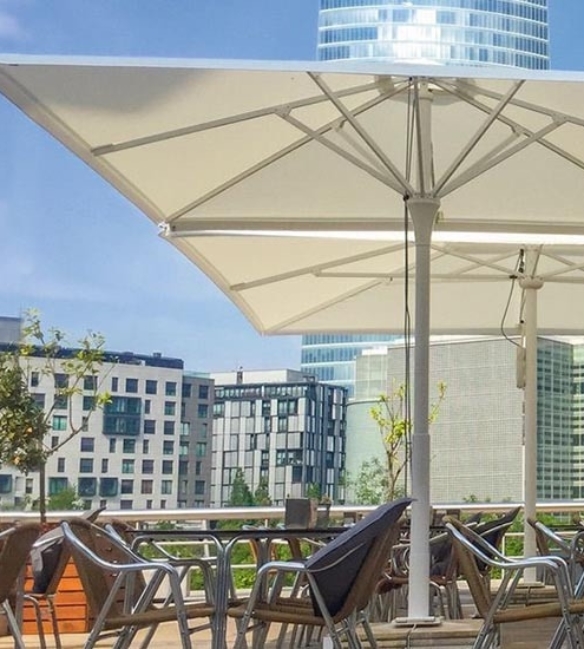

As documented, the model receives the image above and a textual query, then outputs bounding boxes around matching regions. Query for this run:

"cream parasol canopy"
[3,55,584,620]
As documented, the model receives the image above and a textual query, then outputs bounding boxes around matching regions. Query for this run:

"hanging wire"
[500,248,525,349]
[403,79,415,494]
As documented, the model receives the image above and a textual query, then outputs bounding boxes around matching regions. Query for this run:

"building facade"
[300,334,399,396]
[346,336,574,504]
[210,370,347,506]
[317,0,549,69]
[0,348,215,511]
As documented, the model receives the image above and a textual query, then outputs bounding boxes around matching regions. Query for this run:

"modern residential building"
[317,0,549,69]
[346,335,575,504]
[0,346,215,511]
[209,369,347,506]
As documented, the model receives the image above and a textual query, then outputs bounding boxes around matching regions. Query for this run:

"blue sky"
[1,1,583,372]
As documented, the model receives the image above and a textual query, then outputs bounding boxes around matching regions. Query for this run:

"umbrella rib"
[433,79,524,195]
[230,243,406,292]
[263,280,385,334]
[439,120,563,197]
[456,79,584,129]
[537,251,584,280]
[307,72,414,195]
[166,90,403,224]
[90,79,383,156]
[430,243,523,276]
[440,81,584,175]
[280,112,404,193]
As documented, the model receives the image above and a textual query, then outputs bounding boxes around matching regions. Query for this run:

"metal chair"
[61,518,215,649]
[445,516,584,649]
[229,497,412,649]
[0,523,42,649]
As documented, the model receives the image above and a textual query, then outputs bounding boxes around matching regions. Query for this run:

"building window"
[141,480,153,494]
[195,461,201,476]
[54,373,68,390]
[57,458,65,473]
[161,480,173,495]
[163,441,174,455]
[125,378,138,393]
[83,375,97,391]
[146,499,152,509]
[80,437,94,453]
[79,458,93,473]
[120,500,133,510]
[164,401,176,416]
[182,383,192,399]
[51,436,59,448]
[142,440,150,454]
[109,438,116,453]
[165,381,177,397]
[144,400,151,414]
[160,500,166,510]
[83,396,95,411]
[198,384,209,400]
[33,393,45,409]
[163,421,175,436]
[123,439,136,453]
[120,479,134,495]
[52,415,67,431]
[142,460,154,474]
[99,477,118,497]
[145,380,157,395]
[144,420,156,435]
[31,372,40,387]
[162,460,173,475]
[195,480,205,495]
[53,394,68,410]
[48,477,68,496]
[78,477,97,497]
[195,442,207,457]
[0,475,13,494]
[122,459,135,474]
[179,460,188,475]
[197,404,209,418]
[101,459,108,473]
[111,377,118,392]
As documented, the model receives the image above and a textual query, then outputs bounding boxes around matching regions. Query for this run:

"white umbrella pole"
[520,274,543,575]
[407,197,440,621]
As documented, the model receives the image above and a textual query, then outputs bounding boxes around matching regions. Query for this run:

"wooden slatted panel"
[22,561,89,634]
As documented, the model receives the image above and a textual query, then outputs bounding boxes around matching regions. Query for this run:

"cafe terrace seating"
[0,522,41,649]
[228,497,412,649]
[445,516,584,649]
[61,518,216,649]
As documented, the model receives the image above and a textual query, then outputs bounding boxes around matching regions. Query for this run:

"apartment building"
[0,347,214,511]
[210,369,347,506]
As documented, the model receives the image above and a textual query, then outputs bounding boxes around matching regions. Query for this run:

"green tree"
[46,485,83,511]
[370,380,446,501]
[229,468,254,507]
[0,310,109,522]
[352,457,388,505]
[253,476,272,506]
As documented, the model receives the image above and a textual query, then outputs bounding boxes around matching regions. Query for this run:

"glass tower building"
[317,1,549,69]
[302,0,550,394]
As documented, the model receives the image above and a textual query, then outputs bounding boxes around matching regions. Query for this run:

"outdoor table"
[129,526,348,649]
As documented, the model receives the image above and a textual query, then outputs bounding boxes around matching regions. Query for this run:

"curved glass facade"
[300,334,399,395]
[317,0,549,69]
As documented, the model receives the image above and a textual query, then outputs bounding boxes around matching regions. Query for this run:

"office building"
[0,347,214,511]
[346,336,574,504]
[210,369,347,506]
[317,0,549,69]
[300,334,399,396]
